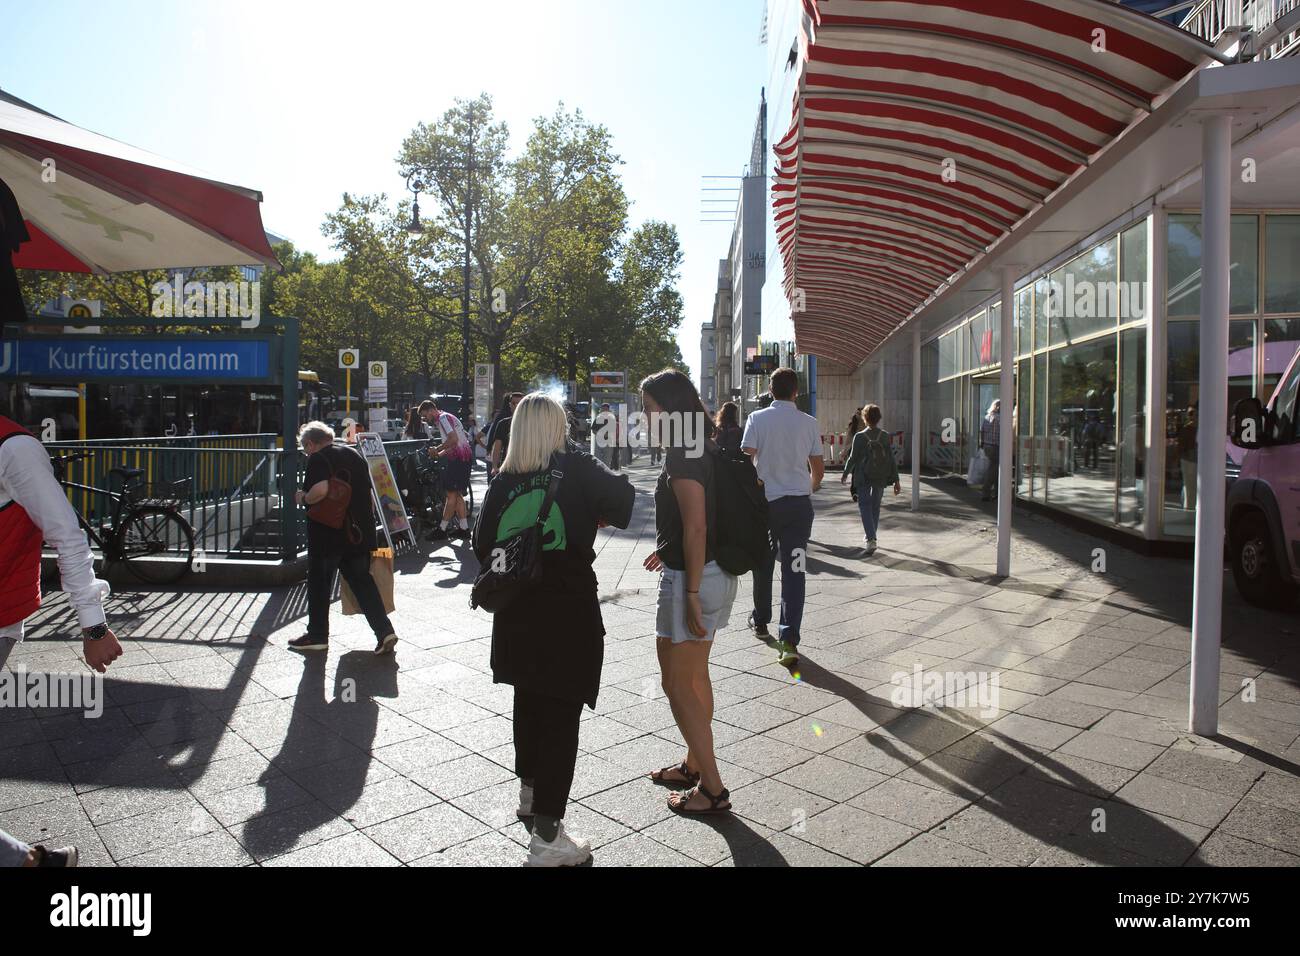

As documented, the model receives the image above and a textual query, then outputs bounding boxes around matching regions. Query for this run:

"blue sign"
[0,338,272,381]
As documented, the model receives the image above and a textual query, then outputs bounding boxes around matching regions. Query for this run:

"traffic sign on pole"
[368,360,388,404]
[339,349,359,413]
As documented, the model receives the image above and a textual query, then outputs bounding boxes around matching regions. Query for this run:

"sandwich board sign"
[355,431,415,551]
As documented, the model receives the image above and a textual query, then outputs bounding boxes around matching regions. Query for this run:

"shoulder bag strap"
[535,453,565,527]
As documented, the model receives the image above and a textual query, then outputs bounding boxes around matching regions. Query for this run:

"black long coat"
[472,450,634,708]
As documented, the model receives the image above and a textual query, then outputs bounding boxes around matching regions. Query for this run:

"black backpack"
[708,443,770,576]
[469,454,564,612]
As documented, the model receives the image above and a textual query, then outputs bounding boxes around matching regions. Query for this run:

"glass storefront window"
[968,311,989,370]
[1016,287,1032,356]
[1263,318,1300,403]
[1034,276,1050,352]
[939,329,959,379]
[1167,213,1259,317]
[1121,219,1149,322]
[1046,336,1119,522]
[1117,327,1146,529]
[990,303,1001,366]
[1032,351,1047,502]
[1228,320,1257,413]
[1162,319,1255,537]
[1265,215,1300,314]
[1052,238,1118,345]
[1017,357,1032,497]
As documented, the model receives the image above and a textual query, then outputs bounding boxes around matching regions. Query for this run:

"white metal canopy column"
[1189,113,1233,737]
[911,325,921,512]
[997,266,1016,577]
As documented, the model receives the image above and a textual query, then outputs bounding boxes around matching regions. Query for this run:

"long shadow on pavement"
[792,652,1201,865]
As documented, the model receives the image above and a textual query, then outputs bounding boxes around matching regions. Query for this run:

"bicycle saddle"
[108,467,145,480]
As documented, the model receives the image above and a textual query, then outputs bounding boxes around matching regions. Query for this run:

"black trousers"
[306,548,394,640]
[513,686,583,819]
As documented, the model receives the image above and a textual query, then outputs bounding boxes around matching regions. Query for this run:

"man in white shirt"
[740,368,823,668]
[0,413,121,867]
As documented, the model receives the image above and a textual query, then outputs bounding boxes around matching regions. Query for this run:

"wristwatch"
[82,623,109,641]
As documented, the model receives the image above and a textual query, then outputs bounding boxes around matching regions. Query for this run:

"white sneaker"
[459,516,470,531]
[864,539,877,556]
[525,821,592,867]
[516,781,534,818]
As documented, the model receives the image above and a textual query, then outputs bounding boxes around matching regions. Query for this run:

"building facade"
[764,0,1300,546]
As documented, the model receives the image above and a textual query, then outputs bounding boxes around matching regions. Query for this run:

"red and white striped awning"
[776,0,1217,367]
[1,89,279,275]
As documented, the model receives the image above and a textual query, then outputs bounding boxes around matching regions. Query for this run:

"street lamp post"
[461,106,474,422]
[403,103,477,418]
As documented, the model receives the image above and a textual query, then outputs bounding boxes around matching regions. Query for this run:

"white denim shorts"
[656,561,738,644]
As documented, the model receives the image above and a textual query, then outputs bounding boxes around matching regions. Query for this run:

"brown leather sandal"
[668,782,731,815]
[649,761,700,788]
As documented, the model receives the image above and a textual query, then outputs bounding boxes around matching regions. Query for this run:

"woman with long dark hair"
[640,369,737,815]
[714,401,742,454]
[403,405,426,440]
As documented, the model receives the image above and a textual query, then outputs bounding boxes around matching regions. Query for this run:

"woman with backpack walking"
[714,401,743,454]
[640,369,738,816]
[841,404,900,557]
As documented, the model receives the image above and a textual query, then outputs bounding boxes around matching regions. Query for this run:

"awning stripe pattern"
[778,0,1215,367]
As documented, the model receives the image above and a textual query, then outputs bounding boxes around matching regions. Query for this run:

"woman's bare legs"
[658,636,725,806]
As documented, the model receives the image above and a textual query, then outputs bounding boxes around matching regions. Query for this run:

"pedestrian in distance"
[980,399,1001,502]
[403,405,427,440]
[640,369,739,815]
[289,421,398,655]
[0,411,120,868]
[714,401,742,454]
[472,392,634,865]
[741,367,823,669]
[487,392,523,479]
[421,399,472,536]
[841,404,900,556]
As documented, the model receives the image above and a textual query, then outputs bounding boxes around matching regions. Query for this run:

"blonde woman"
[472,392,634,866]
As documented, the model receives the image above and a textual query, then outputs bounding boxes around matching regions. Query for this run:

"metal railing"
[45,436,430,563]
[1181,0,1300,55]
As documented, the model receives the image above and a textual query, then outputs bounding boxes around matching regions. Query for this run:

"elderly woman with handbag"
[289,421,398,655]
[472,392,634,866]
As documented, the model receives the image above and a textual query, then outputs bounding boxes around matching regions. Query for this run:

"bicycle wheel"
[117,506,194,585]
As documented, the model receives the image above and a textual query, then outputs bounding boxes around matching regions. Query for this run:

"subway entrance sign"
[0,337,273,382]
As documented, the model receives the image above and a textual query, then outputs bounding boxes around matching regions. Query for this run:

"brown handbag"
[306,455,353,530]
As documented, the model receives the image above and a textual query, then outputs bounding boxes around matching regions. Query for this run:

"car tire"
[1230,511,1298,610]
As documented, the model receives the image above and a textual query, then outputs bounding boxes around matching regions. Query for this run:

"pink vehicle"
[1228,346,1300,608]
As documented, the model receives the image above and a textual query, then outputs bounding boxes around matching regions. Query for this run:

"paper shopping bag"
[340,548,396,615]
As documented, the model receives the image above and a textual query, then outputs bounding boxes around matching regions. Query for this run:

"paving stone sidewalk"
[3,460,1299,866]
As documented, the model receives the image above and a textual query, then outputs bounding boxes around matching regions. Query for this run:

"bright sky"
[1,0,768,385]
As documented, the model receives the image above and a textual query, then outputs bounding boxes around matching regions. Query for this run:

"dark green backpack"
[863,430,893,486]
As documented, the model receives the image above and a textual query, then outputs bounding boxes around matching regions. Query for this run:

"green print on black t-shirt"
[496,474,566,551]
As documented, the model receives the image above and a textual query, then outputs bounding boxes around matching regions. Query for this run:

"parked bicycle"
[51,452,196,585]
[412,452,474,537]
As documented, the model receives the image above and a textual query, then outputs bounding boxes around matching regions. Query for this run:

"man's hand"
[893,481,902,496]
[295,490,306,507]
[83,629,123,673]
[643,551,663,572]
[840,472,848,484]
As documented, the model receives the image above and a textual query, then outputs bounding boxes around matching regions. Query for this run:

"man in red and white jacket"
[0,414,121,867]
